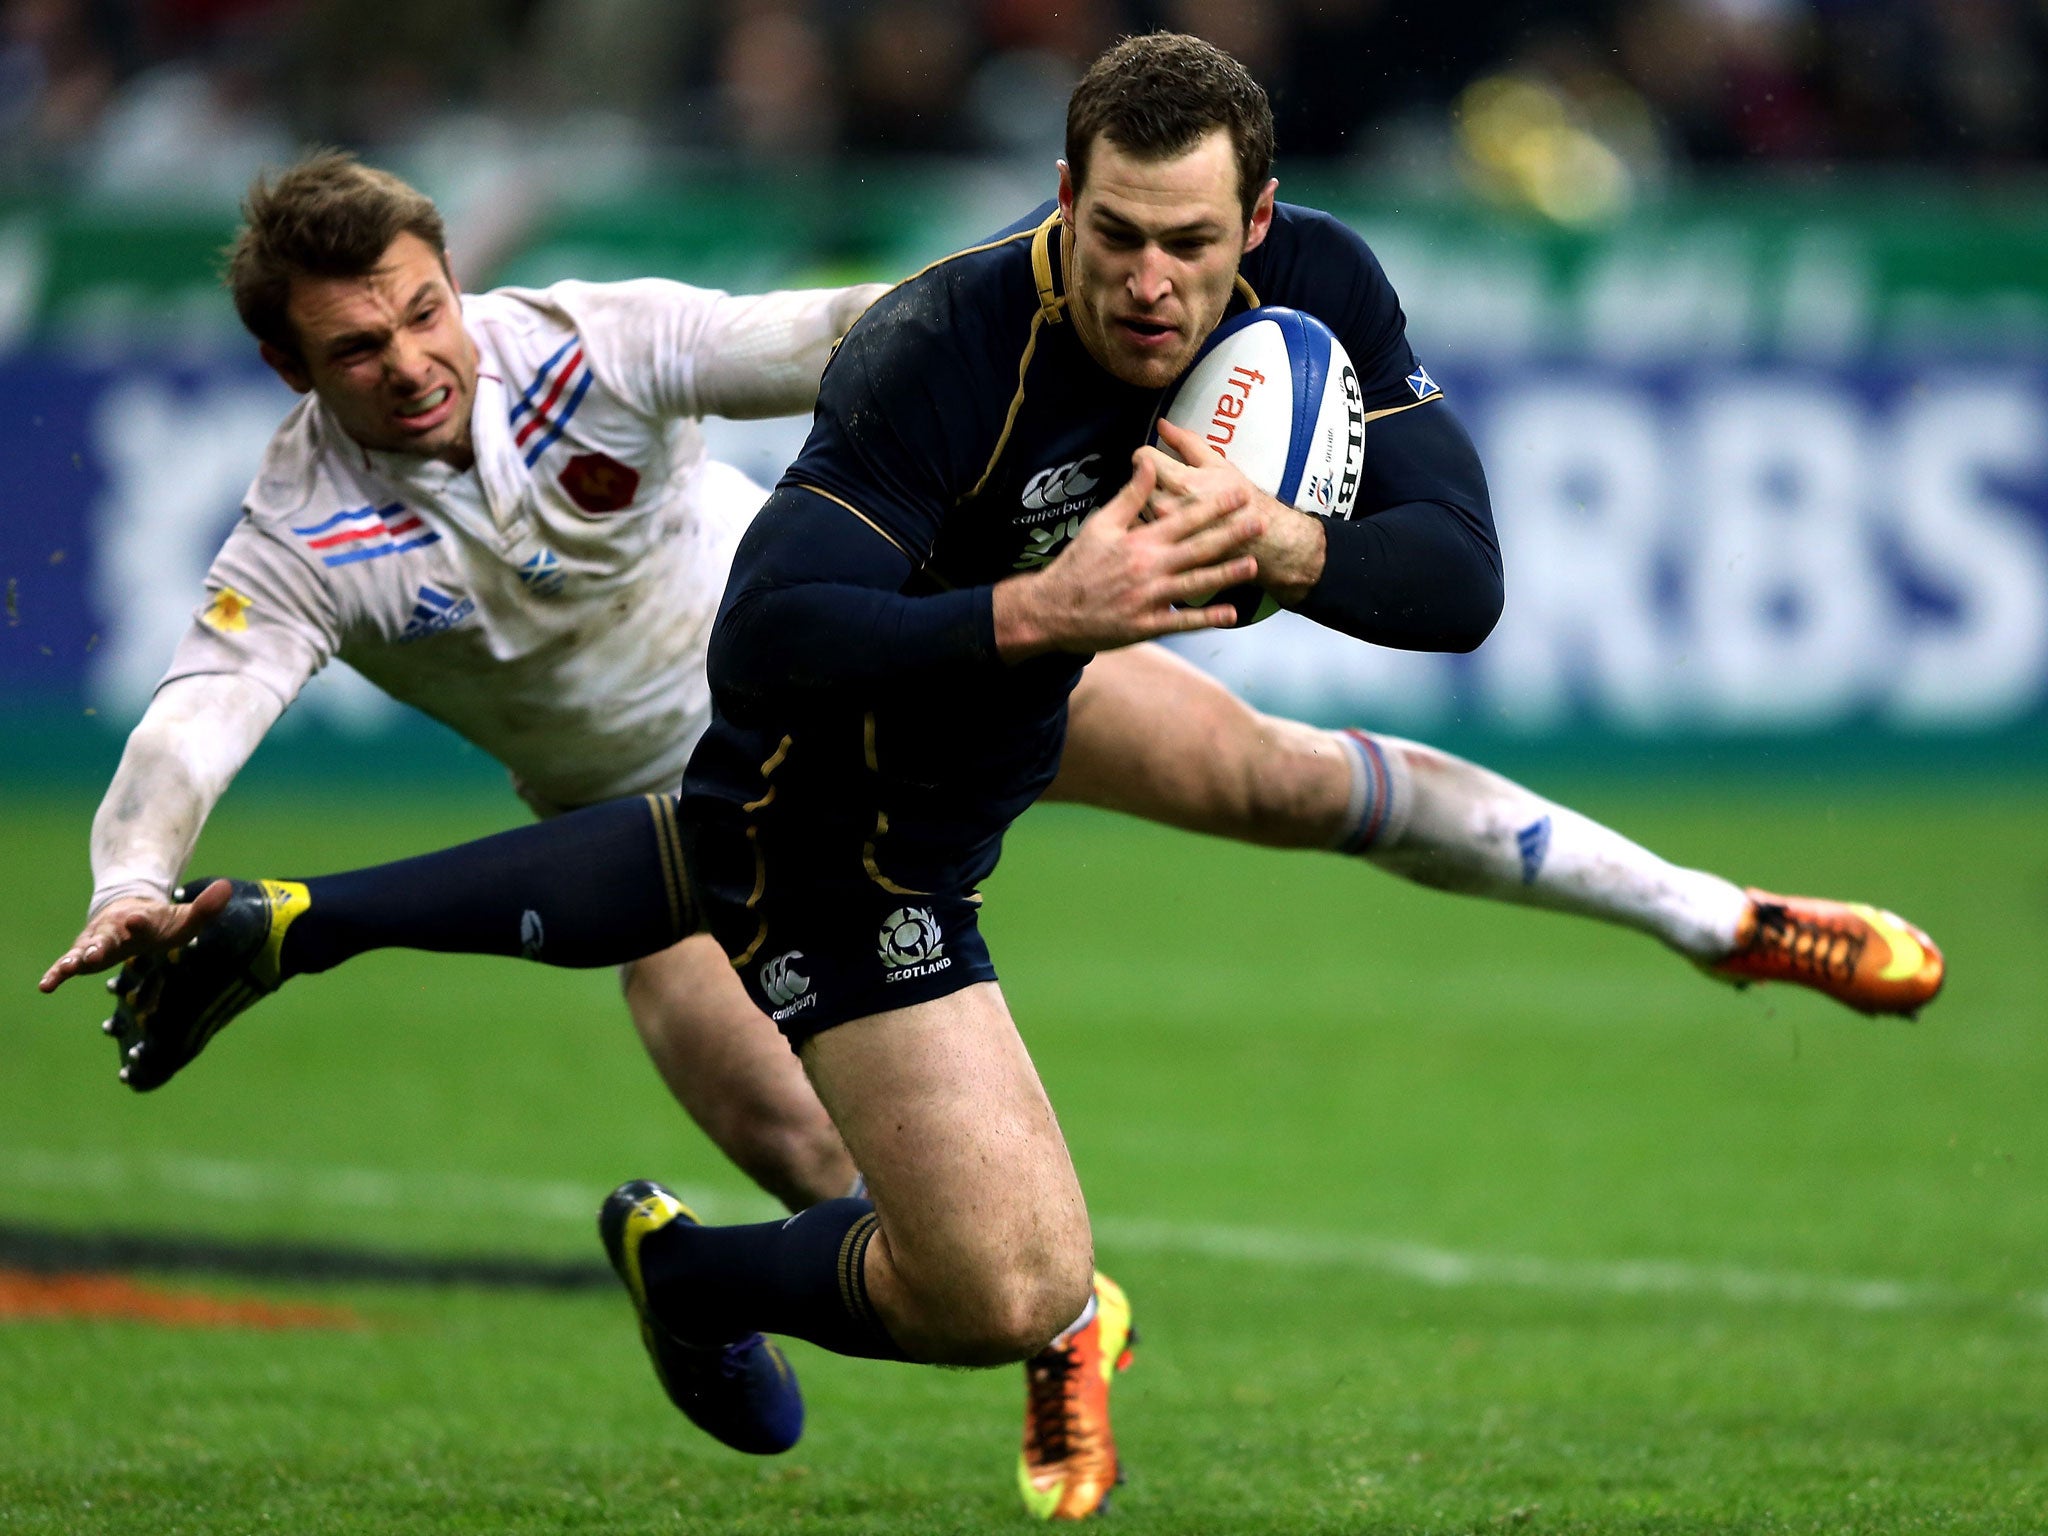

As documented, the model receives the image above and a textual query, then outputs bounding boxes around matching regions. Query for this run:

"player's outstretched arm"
[40,673,282,993]
[39,881,233,993]
[688,284,896,420]
[990,455,1264,660]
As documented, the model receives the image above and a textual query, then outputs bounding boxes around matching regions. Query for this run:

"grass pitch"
[2,771,2044,1533]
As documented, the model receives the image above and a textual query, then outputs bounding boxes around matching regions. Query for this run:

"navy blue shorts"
[680,805,998,1044]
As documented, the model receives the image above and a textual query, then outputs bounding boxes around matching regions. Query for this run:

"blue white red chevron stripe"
[509,337,594,468]
[508,338,576,426]
[290,502,440,569]
[1336,728,1398,854]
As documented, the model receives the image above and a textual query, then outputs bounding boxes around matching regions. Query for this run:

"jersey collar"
[1031,210,1067,324]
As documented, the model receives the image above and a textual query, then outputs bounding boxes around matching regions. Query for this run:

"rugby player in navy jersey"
[629,33,1506,1515]
[40,33,1944,1520]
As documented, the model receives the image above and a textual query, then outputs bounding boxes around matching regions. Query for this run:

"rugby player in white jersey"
[42,151,1942,1517]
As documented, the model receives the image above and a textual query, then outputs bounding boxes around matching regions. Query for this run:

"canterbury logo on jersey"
[1012,514,1085,571]
[398,584,476,642]
[509,337,595,468]
[760,951,816,1021]
[291,502,439,568]
[761,951,809,1005]
[1020,455,1102,512]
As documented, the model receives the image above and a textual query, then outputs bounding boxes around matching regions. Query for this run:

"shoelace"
[1023,1340,1087,1466]
[715,1336,766,1379]
[1751,903,1866,982]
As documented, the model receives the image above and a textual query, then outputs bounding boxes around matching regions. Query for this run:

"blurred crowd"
[6,0,2048,199]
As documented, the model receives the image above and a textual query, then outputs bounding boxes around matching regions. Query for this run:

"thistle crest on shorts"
[878,907,944,970]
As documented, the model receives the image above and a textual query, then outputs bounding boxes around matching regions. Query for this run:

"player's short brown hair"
[225,150,447,360]
[1065,32,1276,222]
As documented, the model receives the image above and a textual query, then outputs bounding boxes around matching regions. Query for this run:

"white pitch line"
[1092,1217,2048,1318]
[3,1146,2041,1319]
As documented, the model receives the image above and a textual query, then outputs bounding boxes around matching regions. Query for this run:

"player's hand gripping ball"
[1153,307,1365,624]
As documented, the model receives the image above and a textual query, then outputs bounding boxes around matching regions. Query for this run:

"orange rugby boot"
[1713,889,1945,1017]
[1017,1271,1136,1520]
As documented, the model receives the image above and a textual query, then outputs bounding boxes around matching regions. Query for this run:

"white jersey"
[159,279,839,808]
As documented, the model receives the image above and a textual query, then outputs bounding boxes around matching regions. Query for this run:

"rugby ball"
[1155,306,1365,624]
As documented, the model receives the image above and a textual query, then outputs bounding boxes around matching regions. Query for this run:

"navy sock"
[278,795,692,976]
[643,1198,907,1362]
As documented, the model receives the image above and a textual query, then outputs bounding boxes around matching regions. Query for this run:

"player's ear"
[1056,160,1076,226]
[259,341,312,395]
[1242,178,1279,254]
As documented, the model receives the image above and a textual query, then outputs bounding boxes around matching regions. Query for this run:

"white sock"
[1048,1291,1098,1350]
[1331,730,1750,961]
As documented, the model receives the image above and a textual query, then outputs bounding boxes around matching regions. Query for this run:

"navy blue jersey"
[797,201,1437,594]
[685,201,1495,920]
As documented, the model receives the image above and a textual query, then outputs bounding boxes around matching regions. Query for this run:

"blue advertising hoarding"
[5,183,2048,779]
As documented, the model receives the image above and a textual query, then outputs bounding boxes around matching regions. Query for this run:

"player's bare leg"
[798,984,1094,1364]
[1053,643,1349,848]
[1053,644,1943,1014]
[628,960,1127,1512]
[811,992,1130,1516]
[605,983,1123,1505]
[622,935,855,1212]
[617,983,1097,1364]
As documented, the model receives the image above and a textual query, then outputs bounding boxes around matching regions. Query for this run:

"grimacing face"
[1059,127,1276,391]
[262,231,479,468]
